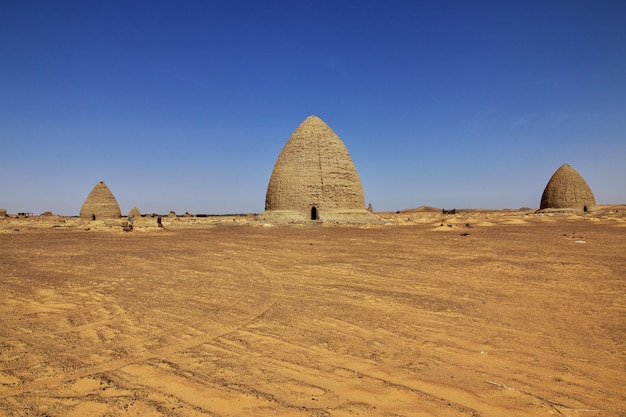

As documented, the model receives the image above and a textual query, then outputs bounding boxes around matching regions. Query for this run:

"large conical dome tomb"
[539,164,596,213]
[80,181,122,219]
[261,115,373,223]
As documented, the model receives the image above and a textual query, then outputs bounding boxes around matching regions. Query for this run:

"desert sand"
[0,207,624,416]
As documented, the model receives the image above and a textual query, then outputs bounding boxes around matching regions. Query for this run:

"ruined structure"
[260,115,373,223]
[80,181,121,220]
[539,164,596,212]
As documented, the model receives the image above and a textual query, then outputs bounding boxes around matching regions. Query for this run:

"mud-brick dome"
[261,115,372,223]
[80,181,121,219]
[128,206,141,217]
[539,164,596,212]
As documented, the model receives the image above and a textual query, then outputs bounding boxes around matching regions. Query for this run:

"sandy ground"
[0,207,624,417]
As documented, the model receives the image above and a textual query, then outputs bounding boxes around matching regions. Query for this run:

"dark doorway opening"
[311,206,318,220]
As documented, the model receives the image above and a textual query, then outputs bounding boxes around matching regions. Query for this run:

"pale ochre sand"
[0,206,624,416]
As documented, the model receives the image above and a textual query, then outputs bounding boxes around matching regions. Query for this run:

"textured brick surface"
[540,164,596,211]
[79,181,121,219]
[263,116,372,223]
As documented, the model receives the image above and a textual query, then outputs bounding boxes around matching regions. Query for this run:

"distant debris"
[442,208,457,214]
[121,216,134,232]
[400,206,440,213]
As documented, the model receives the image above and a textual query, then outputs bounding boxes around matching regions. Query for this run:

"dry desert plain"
[0,207,625,417]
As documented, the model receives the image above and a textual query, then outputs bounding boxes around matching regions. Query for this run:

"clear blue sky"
[1,0,625,215]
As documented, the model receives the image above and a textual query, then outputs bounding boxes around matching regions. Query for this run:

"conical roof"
[128,206,141,217]
[540,164,596,211]
[80,181,121,219]
[262,115,371,223]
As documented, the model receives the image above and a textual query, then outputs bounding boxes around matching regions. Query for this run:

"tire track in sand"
[0,263,283,400]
